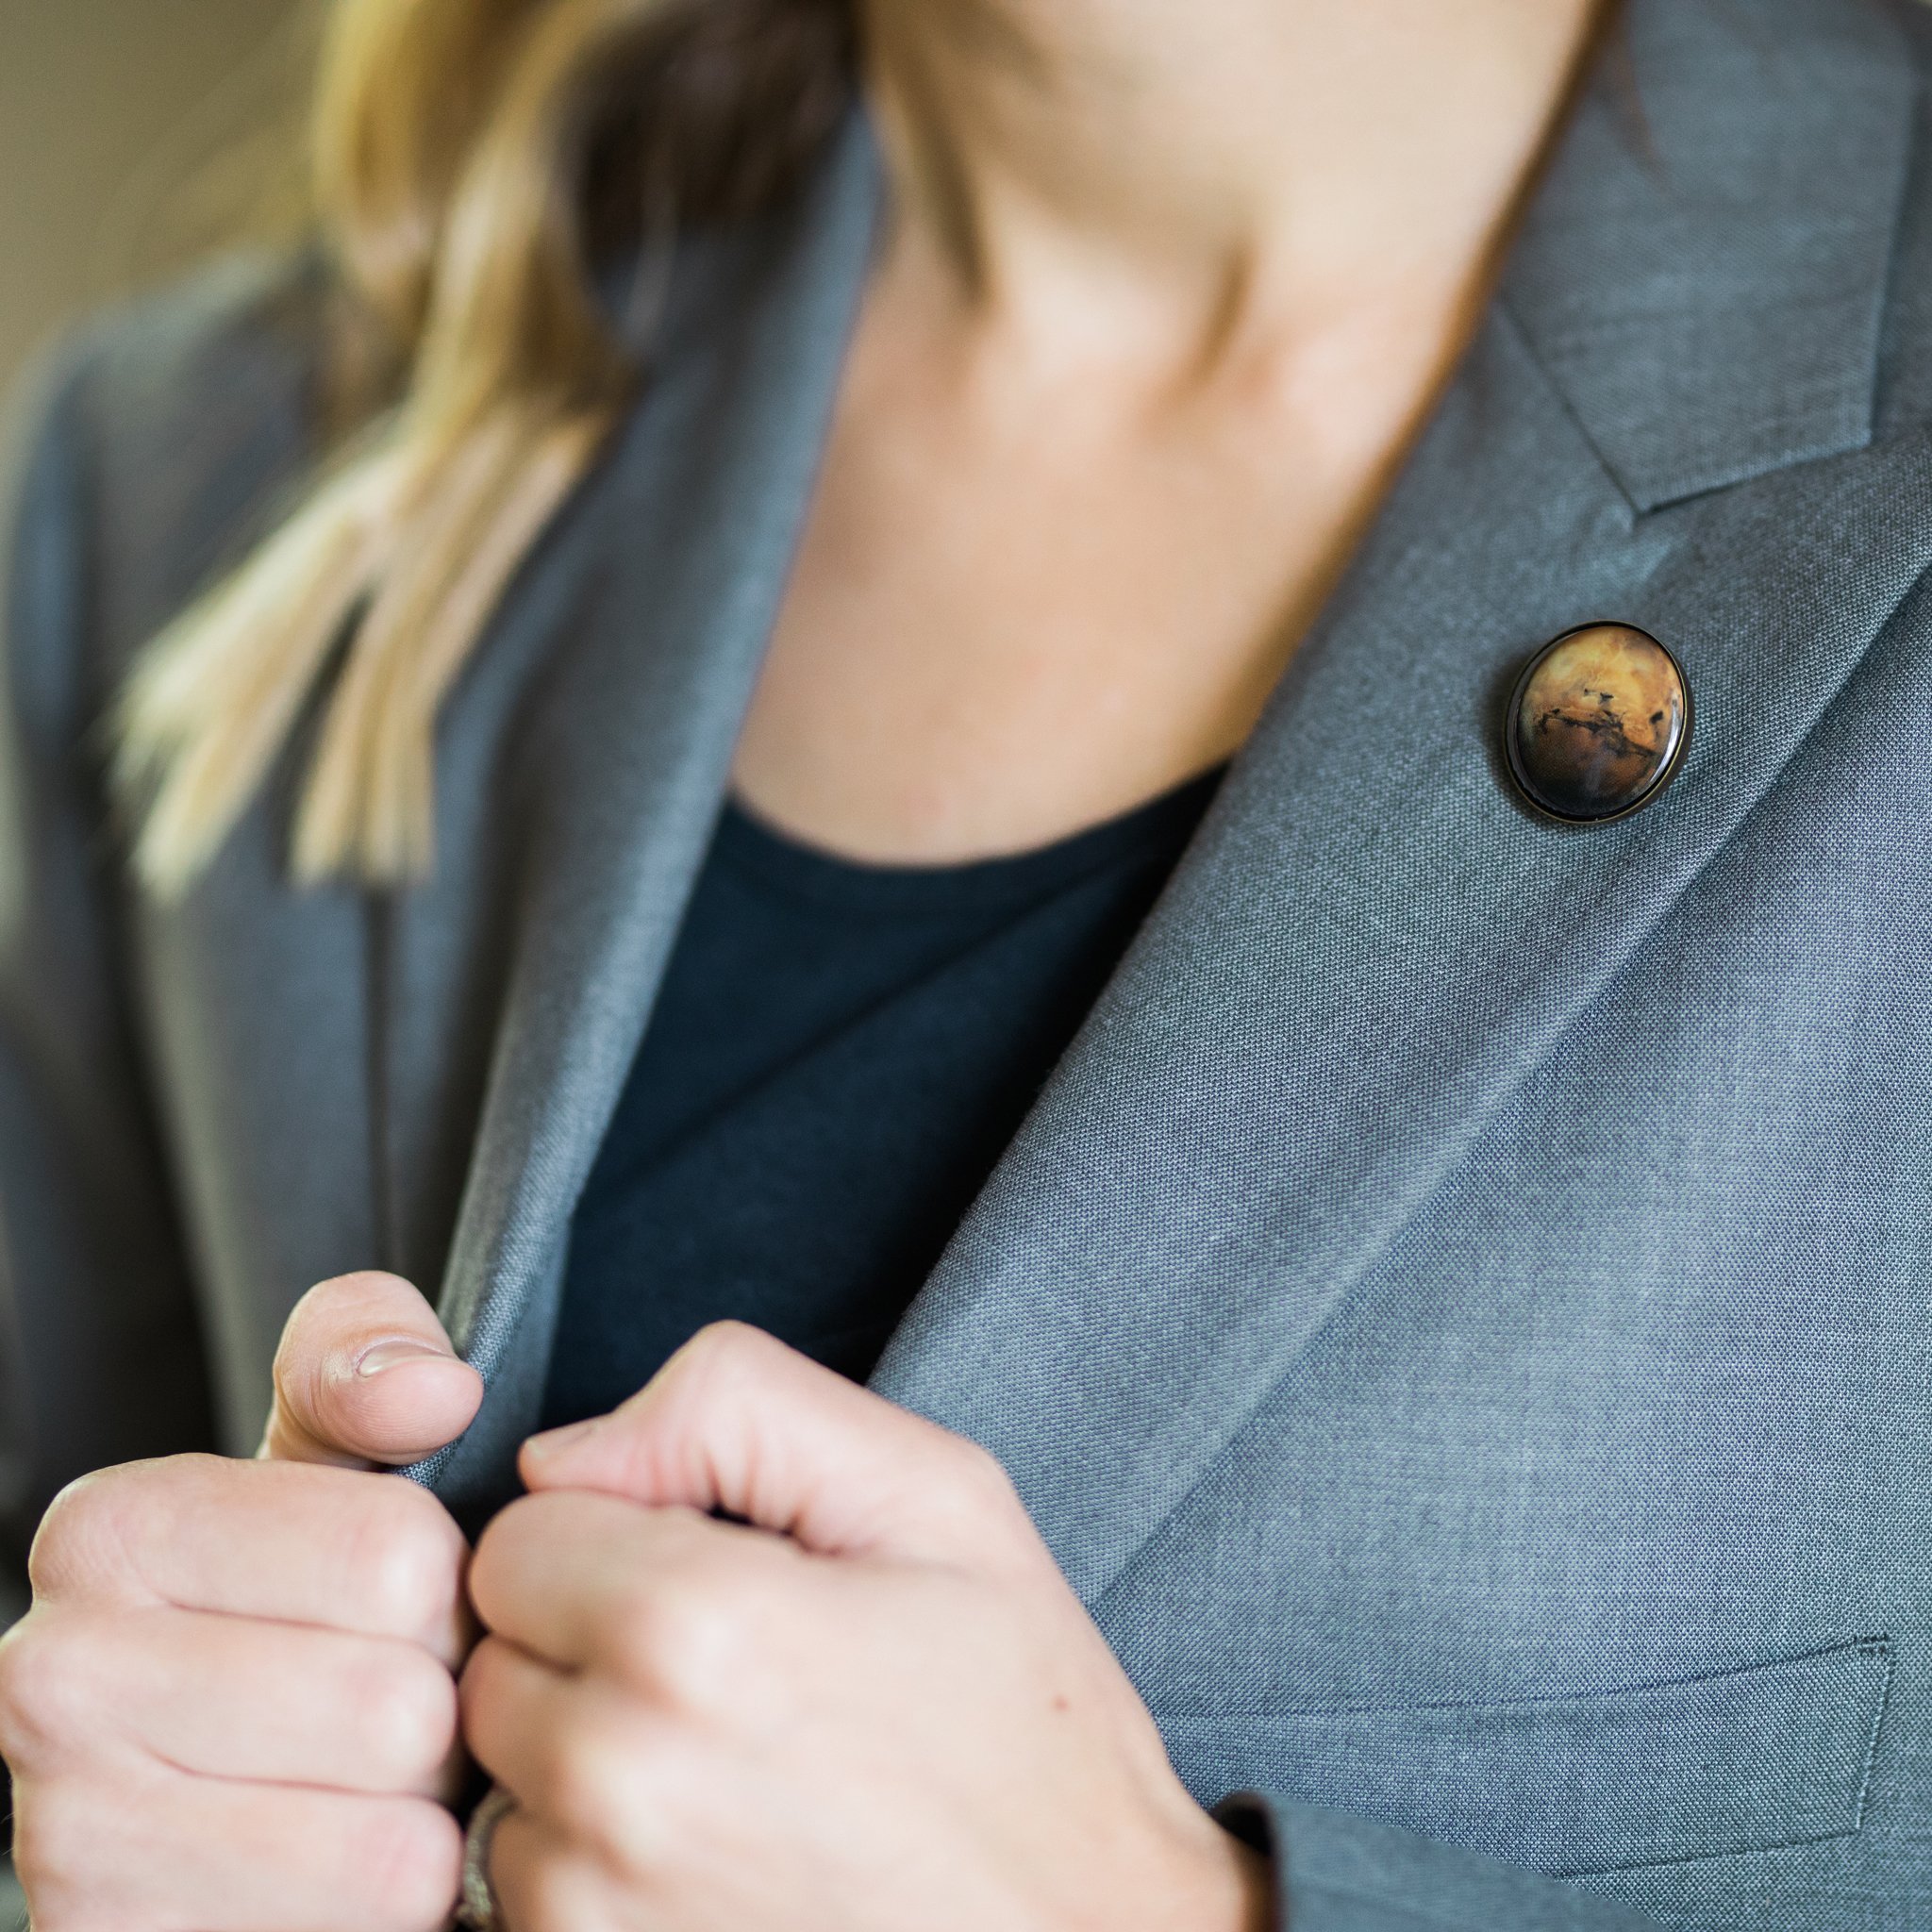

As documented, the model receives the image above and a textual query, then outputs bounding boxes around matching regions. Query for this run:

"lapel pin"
[1505,622,1690,824]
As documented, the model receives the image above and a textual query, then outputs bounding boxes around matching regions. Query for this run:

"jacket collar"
[1504,0,1915,509]
[421,117,883,1512]
[422,0,1924,1535]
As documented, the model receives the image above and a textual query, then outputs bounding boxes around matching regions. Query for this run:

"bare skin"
[0,1276,484,1932]
[735,0,1605,861]
[0,1287,1270,1931]
[468,1324,1274,1932]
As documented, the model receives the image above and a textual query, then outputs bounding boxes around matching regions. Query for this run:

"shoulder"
[2,250,330,685]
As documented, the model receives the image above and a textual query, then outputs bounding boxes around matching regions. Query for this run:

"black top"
[539,767,1224,1429]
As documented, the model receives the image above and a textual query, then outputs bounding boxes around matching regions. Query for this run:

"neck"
[858,0,1607,367]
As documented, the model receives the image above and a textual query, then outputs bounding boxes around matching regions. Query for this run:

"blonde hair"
[116,0,854,894]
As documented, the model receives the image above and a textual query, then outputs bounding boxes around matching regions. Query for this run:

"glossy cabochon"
[1507,623,1690,824]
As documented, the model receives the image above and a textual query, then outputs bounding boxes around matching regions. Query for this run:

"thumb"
[518,1322,1023,1567]
[259,1271,484,1468]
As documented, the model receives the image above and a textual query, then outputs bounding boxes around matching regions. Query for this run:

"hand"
[0,1271,485,1932]
[461,1322,1272,1932]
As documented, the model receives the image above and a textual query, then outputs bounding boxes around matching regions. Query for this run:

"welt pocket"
[1154,1637,1893,1877]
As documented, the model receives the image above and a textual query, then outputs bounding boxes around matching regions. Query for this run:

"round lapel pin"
[1505,622,1690,824]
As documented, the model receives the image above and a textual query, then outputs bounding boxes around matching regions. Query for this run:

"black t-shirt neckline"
[713,761,1227,914]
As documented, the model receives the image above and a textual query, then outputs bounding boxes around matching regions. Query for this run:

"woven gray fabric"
[4,1,1932,1925]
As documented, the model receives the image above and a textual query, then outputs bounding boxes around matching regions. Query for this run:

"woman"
[0,0,1925,1924]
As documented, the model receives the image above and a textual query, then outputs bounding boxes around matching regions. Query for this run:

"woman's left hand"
[460,1322,1272,1932]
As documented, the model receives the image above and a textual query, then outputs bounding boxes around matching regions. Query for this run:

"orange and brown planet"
[1508,623,1689,822]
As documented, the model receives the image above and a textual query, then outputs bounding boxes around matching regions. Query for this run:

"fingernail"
[355,1337,455,1377]
[523,1417,601,1461]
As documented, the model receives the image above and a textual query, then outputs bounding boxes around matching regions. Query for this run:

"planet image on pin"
[1507,623,1689,823]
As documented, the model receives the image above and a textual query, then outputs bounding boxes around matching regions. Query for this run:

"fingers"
[6,1453,475,1932]
[27,1455,473,1665]
[518,1322,1024,1566]
[460,1636,635,1828]
[28,1604,463,1798]
[468,1490,785,1674]
[262,1272,483,1469]
[460,1636,565,1813]
[488,1805,610,1932]
[14,1770,461,1932]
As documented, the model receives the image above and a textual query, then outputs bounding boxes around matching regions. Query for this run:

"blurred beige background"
[0,0,308,407]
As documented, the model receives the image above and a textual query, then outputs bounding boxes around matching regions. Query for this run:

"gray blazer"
[5,0,1931,1925]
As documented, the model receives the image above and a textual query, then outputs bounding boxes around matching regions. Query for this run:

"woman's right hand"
[0,1271,485,1932]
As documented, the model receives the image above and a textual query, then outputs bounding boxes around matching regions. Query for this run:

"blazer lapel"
[873,0,1924,1604]
[420,119,882,1513]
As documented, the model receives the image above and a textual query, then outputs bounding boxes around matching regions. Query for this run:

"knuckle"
[466,1497,534,1626]
[639,1323,777,1475]
[348,1643,458,1785]
[274,1273,375,1367]
[602,1573,683,1685]
[681,1318,764,1367]
[608,1562,752,1707]
[953,1436,1020,1511]
[541,1713,636,1846]
[455,1628,507,1720]
[0,1613,102,1764]
[25,1467,142,1598]
[344,1482,466,1642]
[269,1282,324,1380]
[942,1435,1028,1543]
[499,1703,674,1885]
[28,1455,235,1600]
[360,1799,463,1932]
[0,1616,49,1757]
[269,1280,346,1410]
[659,1320,765,1409]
